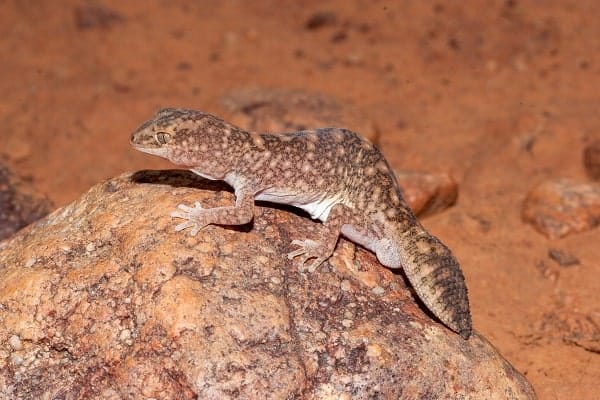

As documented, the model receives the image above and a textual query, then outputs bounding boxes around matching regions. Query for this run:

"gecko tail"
[380,227,472,339]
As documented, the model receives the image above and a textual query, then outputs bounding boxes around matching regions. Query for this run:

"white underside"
[255,189,341,220]
[223,171,340,221]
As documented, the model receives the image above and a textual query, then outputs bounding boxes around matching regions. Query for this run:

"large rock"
[0,171,535,399]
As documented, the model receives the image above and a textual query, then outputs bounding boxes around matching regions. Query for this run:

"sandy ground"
[1,1,598,398]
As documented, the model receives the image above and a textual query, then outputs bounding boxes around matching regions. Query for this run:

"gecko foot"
[170,201,210,236]
[287,239,330,272]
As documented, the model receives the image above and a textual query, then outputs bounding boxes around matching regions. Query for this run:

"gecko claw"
[287,239,328,272]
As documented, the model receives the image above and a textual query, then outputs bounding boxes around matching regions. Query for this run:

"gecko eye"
[155,132,171,145]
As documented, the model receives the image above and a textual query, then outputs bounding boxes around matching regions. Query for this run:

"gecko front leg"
[287,204,365,272]
[170,185,255,235]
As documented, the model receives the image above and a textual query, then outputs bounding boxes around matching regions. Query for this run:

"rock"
[0,162,53,241]
[304,11,338,30]
[522,179,600,239]
[0,171,536,399]
[535,310,600,354]
[220,87,378,142]
[547,248,579,267]
[73,3,124,30]
[583,140,600,180]
[395,170,458,217]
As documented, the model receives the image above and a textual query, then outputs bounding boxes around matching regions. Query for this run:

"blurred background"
[1,1,599,398]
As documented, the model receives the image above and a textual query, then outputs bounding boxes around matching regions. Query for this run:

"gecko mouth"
[132,145,169,157]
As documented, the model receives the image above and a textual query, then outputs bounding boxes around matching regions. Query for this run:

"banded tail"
[396,225,472,339]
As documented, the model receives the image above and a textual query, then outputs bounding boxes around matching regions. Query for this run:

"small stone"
[74,3,124,30]
[85,242,96,252]
[583,140,600,180]
[522,179,600,239]
[341,319,353,328]
[372,286,385,296]
[305,11,337,30]
[547,249,580,267]
[8,335,22,350]
[340,280,351,291]
[119,329,131,342]
[11,354,23,365]
[395,171,458,217]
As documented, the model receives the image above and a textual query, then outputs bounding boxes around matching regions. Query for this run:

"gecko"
[130,108,472,339]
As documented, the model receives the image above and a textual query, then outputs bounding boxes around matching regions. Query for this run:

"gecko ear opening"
[155,132,171,145]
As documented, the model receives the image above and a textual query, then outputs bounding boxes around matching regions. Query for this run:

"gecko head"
[130,108,235,171]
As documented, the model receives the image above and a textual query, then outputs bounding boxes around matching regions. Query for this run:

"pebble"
[395,171,458,217]
[8,335,22,350]
[547,249,580,267]
[583,140,600,180]
[522,179,600,238]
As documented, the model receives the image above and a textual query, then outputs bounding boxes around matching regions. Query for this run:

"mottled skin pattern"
[130,108,472,339]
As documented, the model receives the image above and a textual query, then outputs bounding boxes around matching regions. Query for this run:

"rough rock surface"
[395,170,458,217]
[522,179,600,239]
[0,162,52,241]
[220,87,378,142]
[0,171,535,399]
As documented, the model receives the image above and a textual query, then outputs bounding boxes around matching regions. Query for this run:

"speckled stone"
[0,171,536,399]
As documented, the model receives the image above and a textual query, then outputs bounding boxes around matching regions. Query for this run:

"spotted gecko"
[130,108,472,339]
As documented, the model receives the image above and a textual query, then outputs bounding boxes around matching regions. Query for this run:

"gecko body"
[131,108,472,339]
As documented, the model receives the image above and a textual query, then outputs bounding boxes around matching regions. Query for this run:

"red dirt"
[1,1,598,399]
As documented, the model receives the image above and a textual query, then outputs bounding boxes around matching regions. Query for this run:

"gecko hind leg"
[287,204,359,272]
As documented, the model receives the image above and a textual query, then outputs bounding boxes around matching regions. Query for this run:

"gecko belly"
[255,189,340,221]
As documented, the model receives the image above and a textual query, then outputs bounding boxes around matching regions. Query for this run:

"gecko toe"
[170,210,187,219]
[287,239,329,272]
[174,221,194,232]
